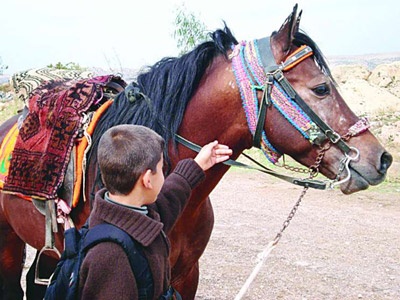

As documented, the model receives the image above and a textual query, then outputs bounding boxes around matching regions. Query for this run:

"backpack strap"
[82,223,154,299]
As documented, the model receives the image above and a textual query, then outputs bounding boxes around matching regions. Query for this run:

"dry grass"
[0,98,23,123]
[0,83,23,122]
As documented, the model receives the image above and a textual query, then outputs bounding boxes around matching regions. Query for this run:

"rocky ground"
[330,60,400,182]
[195,170,399,300]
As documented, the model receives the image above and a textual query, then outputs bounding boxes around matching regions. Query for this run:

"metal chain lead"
[308,142,331,177]
[235,119,367,300]
[271,140,329,246]
[272,186,308,245]
[282,162,309,174]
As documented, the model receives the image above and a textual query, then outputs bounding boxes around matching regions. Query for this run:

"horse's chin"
[338,167,385,195]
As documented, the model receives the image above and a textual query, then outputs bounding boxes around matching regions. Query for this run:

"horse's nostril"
[379,152,393,174]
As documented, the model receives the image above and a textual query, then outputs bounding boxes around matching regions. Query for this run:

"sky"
[1,0,399,75]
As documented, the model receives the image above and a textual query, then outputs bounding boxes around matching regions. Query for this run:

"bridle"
[128,37,370,190]
[228,37,370,189]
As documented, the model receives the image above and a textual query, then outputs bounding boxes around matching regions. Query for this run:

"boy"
[78,124,232,299]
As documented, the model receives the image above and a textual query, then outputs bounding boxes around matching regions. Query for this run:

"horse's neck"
[170,57,252,200]
[180,57,252,153]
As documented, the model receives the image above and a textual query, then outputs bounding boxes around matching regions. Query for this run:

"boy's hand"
[194,140,233,171]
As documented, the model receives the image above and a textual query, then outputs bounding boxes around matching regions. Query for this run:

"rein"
[175,115,368,190]
[176,134,326,189]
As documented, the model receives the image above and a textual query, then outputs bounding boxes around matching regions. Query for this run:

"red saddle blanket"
[3,75,117,200]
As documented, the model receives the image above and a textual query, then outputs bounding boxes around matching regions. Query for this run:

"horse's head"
[233,5,392,194]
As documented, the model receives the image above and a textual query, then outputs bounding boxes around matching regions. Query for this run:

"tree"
[0,57,8,75]
[173,5,208,56]
[46,62,85,70]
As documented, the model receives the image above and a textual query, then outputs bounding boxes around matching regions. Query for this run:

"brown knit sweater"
[78,158,205,300]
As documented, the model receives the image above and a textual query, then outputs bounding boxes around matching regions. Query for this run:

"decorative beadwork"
[348,117,370,136]
[231,40,318,164]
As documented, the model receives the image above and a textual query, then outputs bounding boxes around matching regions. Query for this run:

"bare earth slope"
[196,171,400,299]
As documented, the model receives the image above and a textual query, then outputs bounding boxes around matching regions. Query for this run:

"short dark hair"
[97,124,165,195]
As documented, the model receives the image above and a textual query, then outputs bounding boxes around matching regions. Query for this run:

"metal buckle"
[325,130,341,144]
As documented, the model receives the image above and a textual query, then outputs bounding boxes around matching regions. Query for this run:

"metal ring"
[346,146,360,161]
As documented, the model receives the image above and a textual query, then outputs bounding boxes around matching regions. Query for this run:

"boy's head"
[98,124,165,195]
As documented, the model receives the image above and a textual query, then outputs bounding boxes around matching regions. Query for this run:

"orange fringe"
[0,123,19,189]
[72,99,113,207]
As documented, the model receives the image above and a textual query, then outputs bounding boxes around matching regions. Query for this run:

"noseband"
[230,38,370,188]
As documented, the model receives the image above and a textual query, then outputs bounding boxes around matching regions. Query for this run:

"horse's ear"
[294,9,302,35]
[271,4,301,60]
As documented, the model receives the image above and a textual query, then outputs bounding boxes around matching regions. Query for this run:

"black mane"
[89,24,237,170]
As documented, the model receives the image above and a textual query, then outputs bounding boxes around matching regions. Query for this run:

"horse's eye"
[312,84,330,96]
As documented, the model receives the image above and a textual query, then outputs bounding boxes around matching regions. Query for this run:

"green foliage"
[173,5,208,55]
[46,62,85,70]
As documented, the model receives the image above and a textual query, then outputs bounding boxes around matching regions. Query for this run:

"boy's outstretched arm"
[194,140,233,171]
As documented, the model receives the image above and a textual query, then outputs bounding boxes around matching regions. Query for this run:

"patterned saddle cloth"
[2,75,125,201]
[10,67,93,104]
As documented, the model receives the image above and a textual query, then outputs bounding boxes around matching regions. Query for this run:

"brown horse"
[0,5,392,299]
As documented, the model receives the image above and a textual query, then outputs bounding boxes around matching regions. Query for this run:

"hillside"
[328,52,400,70]
[328,59,400,182]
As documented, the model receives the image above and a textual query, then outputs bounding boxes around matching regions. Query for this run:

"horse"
[0,5,392,299]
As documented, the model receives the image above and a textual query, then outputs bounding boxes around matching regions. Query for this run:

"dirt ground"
[195,169,400,300]
[23,169,399,300]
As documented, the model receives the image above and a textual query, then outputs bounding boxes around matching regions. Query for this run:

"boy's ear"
[142,169,153,189]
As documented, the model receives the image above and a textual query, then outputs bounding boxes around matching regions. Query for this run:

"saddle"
[0,74,126,285]
[2,75,125,202]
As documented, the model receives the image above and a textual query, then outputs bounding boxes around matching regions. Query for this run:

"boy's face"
[146,155,165,204]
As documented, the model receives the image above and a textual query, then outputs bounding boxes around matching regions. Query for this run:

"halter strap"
[281,45,313,71]
[231,40,321,162]
[254,44,315,149]
[241,37,361,156]
[256,38,277,72]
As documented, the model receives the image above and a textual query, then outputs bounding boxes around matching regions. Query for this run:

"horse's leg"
[0,227,26,300]
[170,195,214,299]
[171,262,199,300]
[25,253,57,300]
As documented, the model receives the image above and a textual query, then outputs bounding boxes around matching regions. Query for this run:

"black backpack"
[44,222,154,300]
